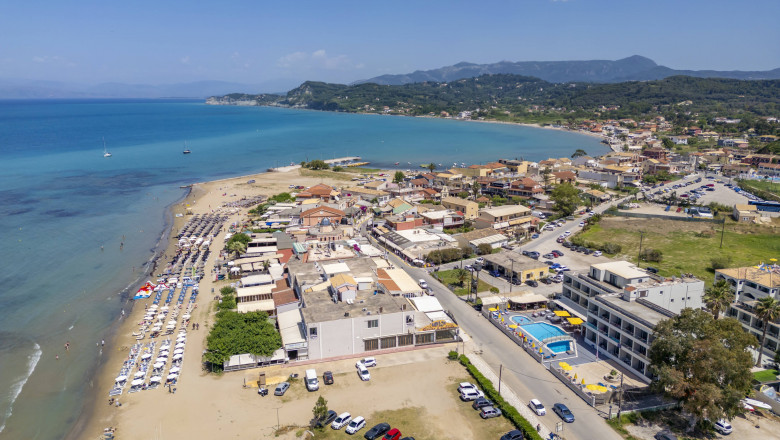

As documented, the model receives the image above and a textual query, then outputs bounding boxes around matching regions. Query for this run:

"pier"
[267,156,363,172]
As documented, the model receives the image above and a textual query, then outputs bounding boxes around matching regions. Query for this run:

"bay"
[0,99,607,439]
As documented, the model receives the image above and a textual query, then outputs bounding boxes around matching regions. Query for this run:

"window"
[367,319,379,328]
[670,299,674,302]
[309,327,318,337]
[639,290,648,298]
[364,339,379,351]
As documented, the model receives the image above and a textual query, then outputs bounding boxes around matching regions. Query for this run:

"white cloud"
[277,50,360,70]
[180,56,190,64]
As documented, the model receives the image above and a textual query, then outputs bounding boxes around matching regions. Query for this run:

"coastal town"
[88,113,780,440]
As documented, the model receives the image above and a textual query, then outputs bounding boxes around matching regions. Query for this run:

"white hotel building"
[557,261,704,381]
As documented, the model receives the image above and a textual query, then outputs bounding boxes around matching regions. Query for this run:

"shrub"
[332,166,344,172]
[640,248,663,263]
[477,243,493,255]
[601,242,622,254]
[448,350,459,360]
[458,355,543,440]
[710,255,732,270]
[490,287,500,294]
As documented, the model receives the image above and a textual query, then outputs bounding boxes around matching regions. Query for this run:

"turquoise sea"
[0,99,607,439]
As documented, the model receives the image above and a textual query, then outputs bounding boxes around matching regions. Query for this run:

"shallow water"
[0,99,607,439]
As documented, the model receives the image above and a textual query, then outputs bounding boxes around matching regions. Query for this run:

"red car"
[383,428,402,440]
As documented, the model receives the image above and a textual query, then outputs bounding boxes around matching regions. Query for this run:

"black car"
[500,430,525,440]
[552,403,575,423]
[526,280,538,287]
[582,248,592,255]
[511,278,522,285]
[313,410,338,428]
[540,277,551,285]
[562,241,573,248]
[521,250,530,256]
[654,431,678,440]
[364,423,391,440]
[543,260,554,266]
[323,371,334,385]
[551,250,564,257]
[473,303,483,311]
[472,397,493,410]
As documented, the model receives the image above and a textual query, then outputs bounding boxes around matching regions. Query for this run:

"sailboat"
[182,141,191,154]
[103,138,112,157]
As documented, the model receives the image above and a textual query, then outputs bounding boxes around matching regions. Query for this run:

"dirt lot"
[621,408,780,440]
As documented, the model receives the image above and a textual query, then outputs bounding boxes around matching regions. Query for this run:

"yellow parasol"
[489,307,499,312]
[581,379,586,385]
[586,384,609,393]
[539,347,543,354]
[573,373,578,380]
[558,362,573,371]
[508,324,518,329]
[531,342,535,348]
[554,310,570,317]
[567,317,584,325]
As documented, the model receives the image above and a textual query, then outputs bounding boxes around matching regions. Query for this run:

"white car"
[578,222,585,227]
[361,357,377,367]
[331,412,352,430]
[529,399,546,416]
[418,279,428,289]
[475,257,485,264]
[356,363,370,381]
[592,251,602,257]
[458,382,477,393]
[345,416,366,434]
[713,419,732,435]
[563,231,571,237]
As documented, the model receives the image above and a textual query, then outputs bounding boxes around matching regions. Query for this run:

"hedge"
[459,355,544,440]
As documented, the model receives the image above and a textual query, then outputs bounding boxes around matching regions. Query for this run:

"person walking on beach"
[65,341,70,351]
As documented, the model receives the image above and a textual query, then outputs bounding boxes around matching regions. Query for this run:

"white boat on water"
[182,140,191,154]
[103,138,112,157]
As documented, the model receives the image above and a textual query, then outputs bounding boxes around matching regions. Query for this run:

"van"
[305,368,319,391]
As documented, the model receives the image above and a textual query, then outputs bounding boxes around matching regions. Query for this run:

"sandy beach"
[75,168,353,440]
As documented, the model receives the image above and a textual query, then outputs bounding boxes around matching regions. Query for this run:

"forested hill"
[208,75,780,120]
[354,55,780,85]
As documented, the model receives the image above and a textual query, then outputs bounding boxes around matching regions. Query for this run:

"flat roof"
[241,274,273,286]
[409,296,443,313]
[508,293,548,304]
[592,261,647,280]
[481,205,531,216]
[322,262,350,276]
[236,284,275,298]
[596,295,670,327]
[717,266,780,288]
[378,268,421,293]
[278,308,306,346]
[484,252,547,272]
[237,298,275,313]
[301,289,408,323]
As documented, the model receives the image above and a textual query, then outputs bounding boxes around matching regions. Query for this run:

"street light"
[472,263,483,303]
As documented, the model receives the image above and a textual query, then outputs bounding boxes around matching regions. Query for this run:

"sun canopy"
[554,310,570,317]
[558,362,573,371]
[567,317,584,325]
[586,384,608,393]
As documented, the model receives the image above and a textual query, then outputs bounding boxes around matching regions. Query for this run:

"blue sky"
[1,0,778,90]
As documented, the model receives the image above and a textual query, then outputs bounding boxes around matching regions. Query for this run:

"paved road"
[390,253,623,440]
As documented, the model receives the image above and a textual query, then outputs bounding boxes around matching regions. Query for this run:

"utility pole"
[498,364,503,396]
[637,231,645,267]
[617,372,624,419]
[509,259,515,293]
[719,218,726,249]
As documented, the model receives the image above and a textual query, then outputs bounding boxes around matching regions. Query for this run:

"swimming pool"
[521,322,567,341]
[547,340,571,354]
[510,315,532,325]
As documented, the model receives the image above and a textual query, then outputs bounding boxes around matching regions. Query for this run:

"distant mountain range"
[355,55,780,85]
[0,79,292,99]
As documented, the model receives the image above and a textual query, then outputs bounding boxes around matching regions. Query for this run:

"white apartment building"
[717,265,780,355]
[558,261,704,381]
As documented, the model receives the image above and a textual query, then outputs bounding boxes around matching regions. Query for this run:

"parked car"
[544,260,554,266]
[458,382,478,393]
[542,253,555,259]
[526,280,538,287]
[361,357,377,367]
[480,406,503,419]
[529,399,546,416]
[582,248,592,255]
[418,279,428,289]
[399,438,416,440]
[531,233,540,239]
[460,388,485,401]
[540,277,551,285]
[528,251,540,259]
[274,382,290,396]
[556,237,565,243]
[464,264,474,271]
[313,410,338,428]
[563,230,572,236]
[475,257,485,264]
[363,423,391,439]
[578,221,585,227]
[551,250,563,257]
[356,363,371,381]
[472,397,493,410]
[332,412,352,430]
[713,419,733,435]
[552,403,575,423]
[500,430,525,440]
[654,431,678,440]
[562,241,573,248]
[346,416,367,434]
[382,428,402,440]
[592,251,602,257]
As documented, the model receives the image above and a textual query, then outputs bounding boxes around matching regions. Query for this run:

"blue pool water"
[510,315,532,325]
[547,341,571,354]
[520,322,567,341]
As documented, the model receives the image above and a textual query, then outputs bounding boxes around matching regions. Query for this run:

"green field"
[576,217,780,284]
[753,369,780,382]
[435,269,493,296]
[739,179,780,201]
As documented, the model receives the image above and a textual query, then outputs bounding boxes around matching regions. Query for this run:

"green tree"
[227,240,247,258]
[755,297,780,367]
[571,149,588,159]
[393,171,405,184]
[312,396,329,427]
[550,183,581,216]
[204,311,281,369]
[639,248,663,262]
[456,268,469,287]
[426,163,437,173]
[457,191,470,199]
[477,243,493,255]
[470,181,481,199]
[661,137,674,149]
[304,159,329,170]
[703,279,733,320]
[649,309,756,425]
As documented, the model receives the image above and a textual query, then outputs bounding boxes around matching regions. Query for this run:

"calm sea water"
[0,99,607,439]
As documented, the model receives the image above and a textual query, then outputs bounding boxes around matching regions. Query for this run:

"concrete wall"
[307,310,410,360]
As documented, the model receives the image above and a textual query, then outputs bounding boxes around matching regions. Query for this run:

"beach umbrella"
[134,371,145,378]
[182,314,191,320]
[581,379,586,385]
[177,337,186,343]
[508,324,518,329]
[167,373,178,380]
[150,376,162,383]
[586,384,609,393]
[175,342,185,349]
[168,320,177,326]
[170,366,180,373]
[156,357,167,363]
[174,348,184,355]
[115,375,127,382]
[173,353,183,360]
[149,305,158,309]
[141,353,152,360]
[558,362,573,371]
[531,342,535,348]
[573,373,577,381]
[539,347,543,354]
[131,379,144,386]
[153,362,164,369]
[554,310,570,317]
[161,306,169,310]
[166,324,176,329]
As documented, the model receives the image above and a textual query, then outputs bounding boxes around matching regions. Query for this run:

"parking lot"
[643,175,750,207]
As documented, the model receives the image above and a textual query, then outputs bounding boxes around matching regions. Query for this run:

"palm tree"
[456,268,469,287]
[703,279,733,320]
[755,296,780,367]
[571,149,588,159]
[426,163,437,173]
[227,240,247,258]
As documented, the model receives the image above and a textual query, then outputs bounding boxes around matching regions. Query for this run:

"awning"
[567,317,584,325]
[554,310,570,317]
[508,293,548,304]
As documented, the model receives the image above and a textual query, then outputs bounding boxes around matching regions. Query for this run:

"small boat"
[102,138,112,157]
[394,162,399,165]
[182,141,191,154]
